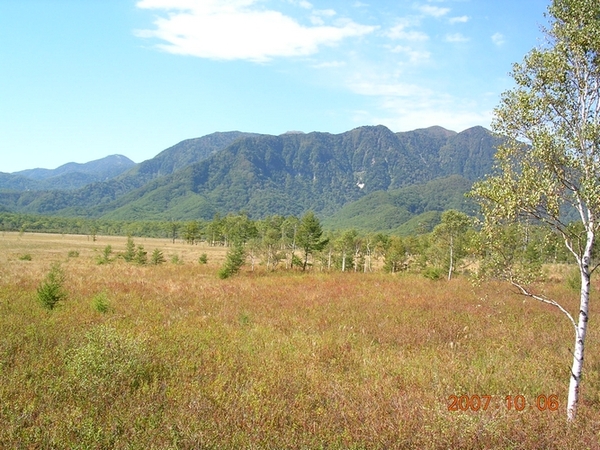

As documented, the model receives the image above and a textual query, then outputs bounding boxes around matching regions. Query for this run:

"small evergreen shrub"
[96,245,113,265]
[150,248,166,265]
[19,254,32,261]
[92,292,111,313]
[135,245,147,265]
[37,263,66,309]
[198,253,208,264]
[123,236,136,262]
[218,244,246,279]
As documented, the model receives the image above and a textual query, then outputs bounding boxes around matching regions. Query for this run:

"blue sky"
[1,0,550,173]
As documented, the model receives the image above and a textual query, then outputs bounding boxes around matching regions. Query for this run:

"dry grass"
[1,232,600,449]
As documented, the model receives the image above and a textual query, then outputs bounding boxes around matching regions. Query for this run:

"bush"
[198,253,208,264]
[92,292,111,313]
[36,263,66,309]
[218,244,246,279]
[150,248,166,265]
[65,325,154,400]
[123,236,136,262]
[96,245,113,265]
[68,250,79,258]
[19,254,32,261]
[135,245,148,265]
[422,266,443,280]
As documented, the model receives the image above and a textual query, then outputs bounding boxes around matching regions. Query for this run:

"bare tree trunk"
[448,235,454,281]
[567,250,591,421]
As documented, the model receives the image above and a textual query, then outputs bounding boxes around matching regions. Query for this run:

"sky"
[0,0,551,173]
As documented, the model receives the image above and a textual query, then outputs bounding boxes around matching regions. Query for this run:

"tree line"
[0,210,576,277]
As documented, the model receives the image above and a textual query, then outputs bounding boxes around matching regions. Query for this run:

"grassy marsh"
[1,232,599,448]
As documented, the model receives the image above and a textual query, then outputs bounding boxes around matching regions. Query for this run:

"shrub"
[123,236,136,262]
[65,325,153,400]
[135,245,148,265]
[422,266,443,280]
[36,263,67,309]
[198,253,208,264]
[96,245,113,265]
[68,250,79,258]
[19,253,32,261]
[92,292,111,313]
[171,254,183,265]
[218,244,246,279]
[150,248,166,265]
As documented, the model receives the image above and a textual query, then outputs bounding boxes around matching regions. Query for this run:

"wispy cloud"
[449,16,469,24]
[445,33,469,43]
[491,32,506,46]
[386,22,429,41]
[419,5,450,18]
[346,71,491,132]
[389,45,431,64]
[135,0,376,63]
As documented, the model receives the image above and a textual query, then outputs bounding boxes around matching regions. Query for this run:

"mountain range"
[0,154,135,191]
[0,125,502,232]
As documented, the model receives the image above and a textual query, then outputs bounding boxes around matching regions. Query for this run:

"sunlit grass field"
[1,232,600,449]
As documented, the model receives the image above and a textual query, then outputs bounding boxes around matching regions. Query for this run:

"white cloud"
[312,60,346,68]
[445,33,469,43]
[135,0,376,62]
[491,32,506,46]
[345,70,492,132]
[449,16,469,24]
[386,23,429,41]
[389,45,431,64]
[419,5,450,18]
[298,1,312,9]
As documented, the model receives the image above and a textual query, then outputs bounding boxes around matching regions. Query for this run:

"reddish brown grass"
[0,232,599,449]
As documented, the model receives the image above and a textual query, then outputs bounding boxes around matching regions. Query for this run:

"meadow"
[1,232,600,449]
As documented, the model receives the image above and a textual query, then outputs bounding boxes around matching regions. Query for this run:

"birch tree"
[432,210,471,280]
[470,0,600,421]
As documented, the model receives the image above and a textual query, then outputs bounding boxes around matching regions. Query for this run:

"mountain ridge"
[0,125,501,231]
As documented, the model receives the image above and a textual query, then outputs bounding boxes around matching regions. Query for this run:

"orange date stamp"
[447,394,559,412]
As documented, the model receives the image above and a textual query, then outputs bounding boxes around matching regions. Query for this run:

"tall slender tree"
[296,211,328,271]
[470,0,600,420]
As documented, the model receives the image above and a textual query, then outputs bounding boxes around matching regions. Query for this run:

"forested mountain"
[1,155,135,191]
[322,175,476,234]
[0,125,502,230]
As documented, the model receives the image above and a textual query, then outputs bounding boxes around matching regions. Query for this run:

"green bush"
[65,325,154,400]
[198,253,208,264]
[150,248,166,265]
[218,244,246,279]
[67,250,79,258]
[123,236,136,262]
[135,245,148,265]
[92,292,111,313]
[422,266,443,280]
[36,263,66,309]
[19,253,32,261]
[96,245,113,265]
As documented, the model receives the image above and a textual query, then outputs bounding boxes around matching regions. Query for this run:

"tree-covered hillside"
[0,125,502,230]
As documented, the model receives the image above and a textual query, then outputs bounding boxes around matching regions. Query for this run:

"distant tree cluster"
[0,210,578,278]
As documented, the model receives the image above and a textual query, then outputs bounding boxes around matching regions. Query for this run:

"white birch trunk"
[567,245,592,420]
[447,235,454,281]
